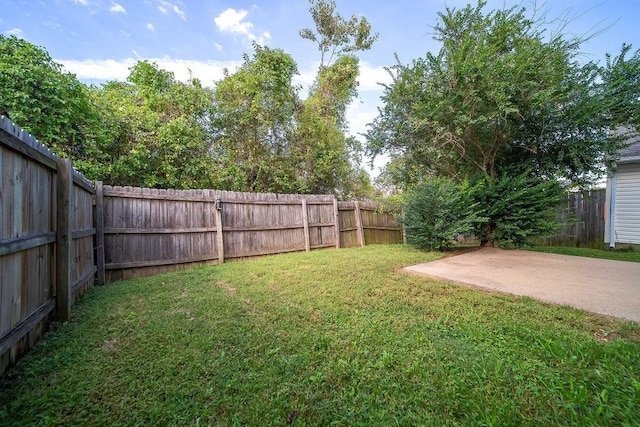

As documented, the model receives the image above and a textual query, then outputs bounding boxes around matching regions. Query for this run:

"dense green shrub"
[471,172,563,248]
[401,178,483,251]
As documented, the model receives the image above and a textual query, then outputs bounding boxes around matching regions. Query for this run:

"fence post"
[354,201,365,247]
[301,199,311,252]
[333,198,340,249]
[215,197,224,264]
[94,181,106,285]
[56,157,73,321]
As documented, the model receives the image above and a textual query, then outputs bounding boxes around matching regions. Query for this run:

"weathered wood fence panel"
[1,115,402,375]
[101,187,221,282]
[100,188,347,280]
[337,201,403,247]
[358,201,404,245]
[0,116,94,375]
[98,191,402,281]
[538,190,606,248]
[338,201,362,248]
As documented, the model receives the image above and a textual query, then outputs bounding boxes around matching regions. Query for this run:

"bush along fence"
[0,115,402,375]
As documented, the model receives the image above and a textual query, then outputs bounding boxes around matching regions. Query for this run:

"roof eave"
[617,156,640,165]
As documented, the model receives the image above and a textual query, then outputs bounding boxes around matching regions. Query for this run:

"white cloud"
[5,28,23,36]
[72,0,88,5]
[110,3,126,14]
[120,29,130,37]
[159,1,186,21]
[215,9,251,35]
[358,62,393,92]
[58,57,242,85]
[60,58,135,81]
[214,8,269,44]
[132,50,141,58]
[213,42,223,52]
[146,23,156,33]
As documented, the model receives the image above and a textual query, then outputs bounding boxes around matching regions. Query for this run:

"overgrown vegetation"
[1,246,639,425]
[367,1,639,247]
[0,0,377,198]
[401,178,483,250]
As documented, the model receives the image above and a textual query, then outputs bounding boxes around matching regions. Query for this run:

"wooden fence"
[99,187,402,281]
[1,115,402,374]
[0,117,95,375]
[538,190,606,248]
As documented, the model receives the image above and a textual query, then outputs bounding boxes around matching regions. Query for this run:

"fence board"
[1,117,94,375]
[537,190,606,248]
[2,111,403,374]
[100,188,401,279]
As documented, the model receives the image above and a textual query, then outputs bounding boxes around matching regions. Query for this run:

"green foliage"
[1,23,378,196]
[0,35,104,163]
[366,1,624,187]
[89,61,217,188]
[300,0,378,67]
[471,172,563,247]
[210,45,300,193]
[602,44,640,129]
[294,55,368,197]
[402,178,483,250]
[1,246,639,425]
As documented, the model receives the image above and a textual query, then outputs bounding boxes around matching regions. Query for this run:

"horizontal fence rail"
[0,116,95,375]
[98,187,402,282]
[1,115,403,375]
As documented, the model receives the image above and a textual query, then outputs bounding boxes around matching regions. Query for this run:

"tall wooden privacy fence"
[1,116,402,375]
[0,117,95,375]
[99,187,403,281]
[537,190,606,248]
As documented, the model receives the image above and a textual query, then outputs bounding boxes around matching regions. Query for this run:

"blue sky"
[2,0,639,174]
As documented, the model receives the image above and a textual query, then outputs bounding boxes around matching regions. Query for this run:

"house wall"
[609,163,640,245]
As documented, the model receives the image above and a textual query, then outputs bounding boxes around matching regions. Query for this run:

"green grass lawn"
[1,245,639,426]
[529,245,640,263]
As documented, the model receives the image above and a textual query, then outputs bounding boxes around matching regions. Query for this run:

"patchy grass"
[1,245,639,426]
[529,245,640,263]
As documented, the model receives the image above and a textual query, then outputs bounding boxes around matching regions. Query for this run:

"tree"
[90,61,217,188]
[0,35,104,165]
[602,44,640,130]
[367,1,621,185]
[297,0,379,198]
[293,55,364,196]
[210,45,301,193]
[366,1,624,246]
[300,0,378,67]
[401,178,483,251]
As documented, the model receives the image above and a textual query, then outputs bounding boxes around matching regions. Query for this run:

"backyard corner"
[1,245,639,425]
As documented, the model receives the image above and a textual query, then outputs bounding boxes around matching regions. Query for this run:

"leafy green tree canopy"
[602,44,640,130]
[300,0,378,67]
[210,45,300,193]
[0,35,102,161]
[366,1,623,187]
[89,60,217,188]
